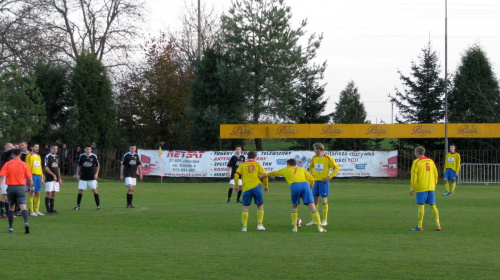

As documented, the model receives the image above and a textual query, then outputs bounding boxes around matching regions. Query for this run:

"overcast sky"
[145,0,500,124]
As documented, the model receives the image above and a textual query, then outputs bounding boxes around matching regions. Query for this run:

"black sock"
[237,190,242,201]
[49,199,54,212]
[0,201,4,215]
[94,194,100,207]
[77,194,82,205]
[228,187,233,199]
[126,194,131,205]
[7,211,14,228]
[45,197,50,212]
[129,194,133,205]
[21,209,29,224]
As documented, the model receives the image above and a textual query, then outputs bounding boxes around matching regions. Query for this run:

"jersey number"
[425,163,430,171]
[247,165,255,173]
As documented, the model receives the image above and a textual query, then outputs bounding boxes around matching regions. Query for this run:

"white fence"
[458,163,500,185]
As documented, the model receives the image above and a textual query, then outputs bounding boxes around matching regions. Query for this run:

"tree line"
[1,0,499,151]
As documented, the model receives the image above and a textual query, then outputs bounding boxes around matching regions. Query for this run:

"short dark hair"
[31,143,39,148]
[235,145,242,149]
[415,146,425,155]
[247,151,257,159]
[50,143,58,149]
[287,158,296,166]
[12,149,21,156]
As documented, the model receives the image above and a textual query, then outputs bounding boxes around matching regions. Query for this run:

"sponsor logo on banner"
[275,126,299,137]
[365,125,389,136]
[167,151,205,158]
[230,126,254,137]
[355,164,366,170]
[411,125,435,136]
[276,159,287,165]
[321,125,344,136]
[457,125,480,137]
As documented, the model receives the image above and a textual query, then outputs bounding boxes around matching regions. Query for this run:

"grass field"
[2,177,498,279]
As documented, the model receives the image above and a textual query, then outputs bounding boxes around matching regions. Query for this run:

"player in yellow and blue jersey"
[25,144,45,216]
[260,159,326,233]
[443,144,460,196]
[232,151,269,232]
[410,146,441,232]
[306,143,339,227]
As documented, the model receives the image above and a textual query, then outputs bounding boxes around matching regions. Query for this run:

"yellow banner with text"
[220,123,500,139]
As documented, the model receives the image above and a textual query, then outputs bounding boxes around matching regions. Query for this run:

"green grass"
[3,177,498,279]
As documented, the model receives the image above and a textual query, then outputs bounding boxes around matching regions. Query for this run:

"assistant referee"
[0,148,33,234]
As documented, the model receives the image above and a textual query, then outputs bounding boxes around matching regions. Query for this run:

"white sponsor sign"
[138,150,398,178]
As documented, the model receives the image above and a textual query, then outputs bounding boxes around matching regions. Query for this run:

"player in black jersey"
[73,146,101,210]
[226,145,245,203]
[1,143,14,218]
[120,145,142,208]
[44,144,62,214]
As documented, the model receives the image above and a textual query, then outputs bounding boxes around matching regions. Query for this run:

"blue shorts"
[416,191,436,205]
[242,185,264,206]
[444,168,456,180]
[31,175,43,192]
[290,182,314,205]
[312,181,329,197]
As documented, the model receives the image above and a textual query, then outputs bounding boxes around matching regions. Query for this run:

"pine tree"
[331,81,369,150]
[389,42,446,150]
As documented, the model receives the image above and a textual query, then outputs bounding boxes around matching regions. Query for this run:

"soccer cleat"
[8,227,13,233]
[442,192,449,196]
[321,221,328,226]
[241,227,247,232]
[257,225,266,231]
[236,200,241,203]
[97,206,101,211]
[51,210,59,214]
[448,193,453,196]
[305,220,316,226]
[318,227,327,233]
[411,226,423,232]
[291,227,298,232]
[436,226,441,231]
[128,205,135,208]
[30,212,38,217]
[226,199,230,204]
[36,212,44,216]
[73,206,80,210]
[25,224,30,234]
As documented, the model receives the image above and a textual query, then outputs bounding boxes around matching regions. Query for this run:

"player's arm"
[137,165,143,180]
[409,162,417,195]
[119,158,125,180]
[455,154,461,174]
[57,166,63,185]
[258,164,269,192]
[95,159,100,180]
[233,166,242,191]
[44,166,57,181]
[305,170,315,187]
[226,158,233,178]
[433,163,438,186]
[329,156,340,178]
[309,157,316,175]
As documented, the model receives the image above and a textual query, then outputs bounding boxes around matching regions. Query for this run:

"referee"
[0,149,33,234]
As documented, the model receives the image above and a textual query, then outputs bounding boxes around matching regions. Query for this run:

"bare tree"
[168,0,221,67]
[1,0,145,71]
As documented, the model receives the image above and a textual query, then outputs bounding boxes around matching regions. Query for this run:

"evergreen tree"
[331,81,369,150]
[32,62,71,144]
[389,42,446,150]
[0,65,46,142]
[221,0,326,150]
[69,53,118,148]
[448,44,500,149]
[190,47,246,150]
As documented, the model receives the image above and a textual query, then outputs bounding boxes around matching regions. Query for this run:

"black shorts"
[7,185,27,205]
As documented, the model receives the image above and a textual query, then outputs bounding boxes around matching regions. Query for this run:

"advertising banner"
[138,150,398,178]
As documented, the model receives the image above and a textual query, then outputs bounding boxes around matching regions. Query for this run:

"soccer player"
[226,145,245,203]
[25,143,45,216]
[44,144,63,214]
[305,143,339,227]
[0,143,14,218]
[232,151,269,232]
[410,146,441,232]
[120,145,142,208]
[260,158,326,233]
[74,145,101,210]
[443,144,461,196]
[0,148,33,233]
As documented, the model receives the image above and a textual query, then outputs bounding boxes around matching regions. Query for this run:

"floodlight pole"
[444,0,449,155]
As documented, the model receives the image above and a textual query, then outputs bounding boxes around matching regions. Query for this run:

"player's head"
[247,151,257,159]
[235,145,242,154]
[11,148,21,157]
[4,143,13,151]
[287,158,296,166]
[19,141,28,152]
[313,143,325,155]
[450,144,456,153]
[50,143,58,154]
[13,143,19,149]
[31,143,39,153]
[415,146,425,157]
[84,145,92,154]
[129,145,137,153]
